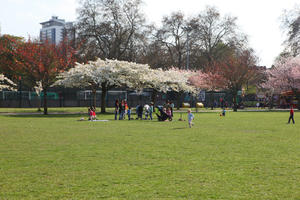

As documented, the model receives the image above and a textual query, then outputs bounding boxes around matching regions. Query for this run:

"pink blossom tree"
[263,56,300,108]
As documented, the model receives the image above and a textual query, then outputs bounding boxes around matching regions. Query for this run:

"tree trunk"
[92,88,97,108]
[37,95,41,111]
[232,92,238,112]
[176,92,182,110]
[43,88,48,115]
[269,94,274,110]
[101,83,107,113]
[210,92,214,110]
[151,89,157,104]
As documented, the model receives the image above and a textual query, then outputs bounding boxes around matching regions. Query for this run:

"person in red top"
[288,105,295,124]
[92,106,96,120]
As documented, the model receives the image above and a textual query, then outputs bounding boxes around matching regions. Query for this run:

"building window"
[51,28,56,44]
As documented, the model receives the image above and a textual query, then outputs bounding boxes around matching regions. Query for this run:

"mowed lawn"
[0,111,299,199]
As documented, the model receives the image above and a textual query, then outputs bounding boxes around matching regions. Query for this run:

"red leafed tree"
[0,35,24,79]
[12,39,76,114]
[191,50,262,111]
[211,50,261,111]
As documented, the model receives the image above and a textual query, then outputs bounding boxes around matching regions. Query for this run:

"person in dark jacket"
[114,99,119,120]
[119,100,125,120]
[287,105,295,124]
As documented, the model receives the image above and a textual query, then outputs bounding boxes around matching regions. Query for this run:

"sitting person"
[88,107,96,120]
[222,108,226,116]
[92,107,97,120]
[156,106,172,121]
[166,107,172,121]
[88,107,92,120]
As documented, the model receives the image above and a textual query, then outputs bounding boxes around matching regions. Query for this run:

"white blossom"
[34,81,43,96]
[54,58,196,94]
[0,74,16,91]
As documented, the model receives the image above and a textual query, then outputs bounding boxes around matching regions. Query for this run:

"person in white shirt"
[144,104,150,120]
[187,109,194,128]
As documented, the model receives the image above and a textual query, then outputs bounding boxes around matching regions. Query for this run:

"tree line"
[1,0,300,114]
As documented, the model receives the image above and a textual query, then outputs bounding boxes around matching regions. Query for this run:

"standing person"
[114,99,119,120]
[124,100,128,119]
[214,100,218,108]
[287,105,295,124]
[187,109,194,128]
[144,104,150,120]
[92,106,97,120]
[165,100,170,110]
[220,97,224,108]
[170,101,174,117]
[137,104,143,120]
[127,107,131,120]
[166,107,172,121]
[135,104,140,119]
[149,102,154,120]
[119,100,125,120]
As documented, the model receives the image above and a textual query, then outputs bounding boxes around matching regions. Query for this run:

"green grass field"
[0,110,299,199]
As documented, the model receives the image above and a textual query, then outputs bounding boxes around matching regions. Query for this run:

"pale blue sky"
[0,0,299,67]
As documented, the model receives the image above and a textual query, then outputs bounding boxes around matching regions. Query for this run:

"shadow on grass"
[172,127,187,130]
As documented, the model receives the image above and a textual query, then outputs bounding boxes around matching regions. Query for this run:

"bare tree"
[192,6,241,68]
[76,0,146,60]
[155,11,190,69]
[281,5,300,56]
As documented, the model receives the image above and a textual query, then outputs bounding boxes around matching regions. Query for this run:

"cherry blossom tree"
[265,57,300,91]
[56,58,196,112]
[56,58,153,113]
[263,56,300,108]
[189,70,225,91]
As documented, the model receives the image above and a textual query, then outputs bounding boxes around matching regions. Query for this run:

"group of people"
[88,106,97,120]
[114,99,156,121]
[114,99,130,120]
[88,99,296,127]
[113,99,176,122]
[135,103,154,120]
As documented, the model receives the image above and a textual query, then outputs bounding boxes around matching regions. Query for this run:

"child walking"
[187,109,194,128]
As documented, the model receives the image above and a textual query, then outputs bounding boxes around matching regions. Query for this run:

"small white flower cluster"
[0,74,16,91]
[34,81,43,96]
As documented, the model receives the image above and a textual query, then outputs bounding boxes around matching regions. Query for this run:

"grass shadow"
[172,127,187,130]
